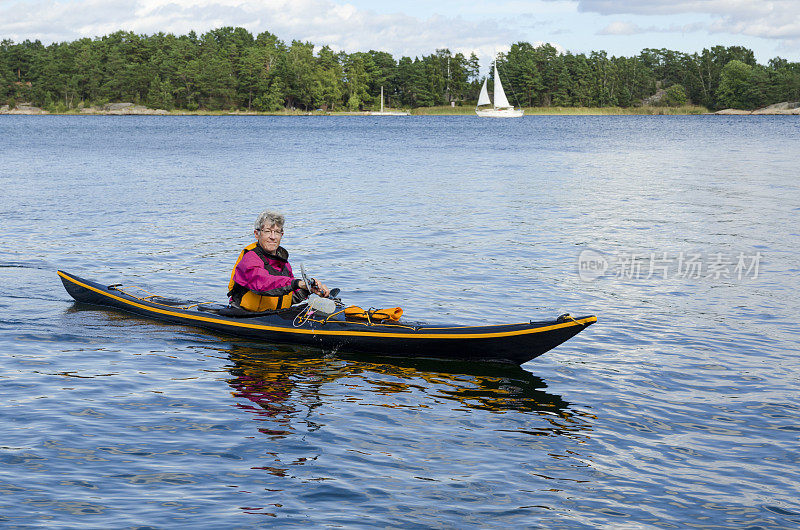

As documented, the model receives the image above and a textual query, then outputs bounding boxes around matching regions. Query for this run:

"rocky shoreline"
[0,102,169,115]
[714,101,800,115]
[0,103,49,114]
[3,100,800,116]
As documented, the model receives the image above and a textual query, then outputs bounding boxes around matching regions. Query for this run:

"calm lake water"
[1,114,799,528]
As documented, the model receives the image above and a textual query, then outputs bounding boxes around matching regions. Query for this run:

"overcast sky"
[2,0,799,66]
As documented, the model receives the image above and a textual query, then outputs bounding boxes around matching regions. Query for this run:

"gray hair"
[254,210,285,231]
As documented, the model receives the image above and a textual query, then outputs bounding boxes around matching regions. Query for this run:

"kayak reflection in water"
[227,210,330,312]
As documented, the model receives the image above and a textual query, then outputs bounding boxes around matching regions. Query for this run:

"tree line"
[2,27,799,112]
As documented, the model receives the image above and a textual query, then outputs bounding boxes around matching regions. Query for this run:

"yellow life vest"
[227,242,294,312]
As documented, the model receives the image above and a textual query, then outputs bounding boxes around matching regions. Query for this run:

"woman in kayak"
[227,210,329,311]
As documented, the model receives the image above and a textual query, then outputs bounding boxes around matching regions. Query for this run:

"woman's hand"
[299,279,330,298]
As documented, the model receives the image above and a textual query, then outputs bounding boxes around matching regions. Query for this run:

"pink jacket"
[231,246,299,296]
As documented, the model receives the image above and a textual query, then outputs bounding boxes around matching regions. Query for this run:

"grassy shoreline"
[2,102,711,116]
[411,105,709,115]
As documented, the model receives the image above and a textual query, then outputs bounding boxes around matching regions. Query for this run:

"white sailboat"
[475,62,524,118]
[371,86,410,116]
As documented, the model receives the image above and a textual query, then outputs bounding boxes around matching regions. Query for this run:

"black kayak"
[58,270,596,365]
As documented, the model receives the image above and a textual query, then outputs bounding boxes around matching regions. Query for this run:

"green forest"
[2,27,800,112]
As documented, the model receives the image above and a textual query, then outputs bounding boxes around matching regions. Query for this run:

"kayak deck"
[57,270,596,365]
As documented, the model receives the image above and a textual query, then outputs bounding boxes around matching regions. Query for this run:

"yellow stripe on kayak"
[58,271,596,340]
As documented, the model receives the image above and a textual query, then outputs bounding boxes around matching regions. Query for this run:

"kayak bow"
[57,270,596,365]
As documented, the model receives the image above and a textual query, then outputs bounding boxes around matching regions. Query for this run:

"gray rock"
[104,102,135,111]
[642,89,667,106]
[716,102,800,115]
[0,103,48,114]
[714,108,752,115]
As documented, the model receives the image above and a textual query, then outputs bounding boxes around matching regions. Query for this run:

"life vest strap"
[228,243,294,312]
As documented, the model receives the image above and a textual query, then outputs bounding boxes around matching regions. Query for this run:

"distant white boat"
[475,62,524,118]
[371,86,410,116]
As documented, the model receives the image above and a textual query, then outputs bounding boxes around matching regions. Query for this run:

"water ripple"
[1,116,799,527]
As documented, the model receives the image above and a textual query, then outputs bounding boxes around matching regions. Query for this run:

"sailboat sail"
[477,79,491,106]
[493,63,512,109]
[475,57,524,117]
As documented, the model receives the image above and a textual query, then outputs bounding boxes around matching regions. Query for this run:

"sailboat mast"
[475,55,524,117]
[381,86,384,112]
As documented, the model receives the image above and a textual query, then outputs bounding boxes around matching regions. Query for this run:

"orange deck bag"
[344,305,403,322]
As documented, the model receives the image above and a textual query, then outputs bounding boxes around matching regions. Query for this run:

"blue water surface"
[1,114,799,528]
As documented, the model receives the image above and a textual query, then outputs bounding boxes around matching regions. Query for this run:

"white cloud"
[3,0,797,62]
[0,0,521,65]
[574,0,800,45]
[576,0,775,17]
[598,21,642,35]
[598,20,707,36]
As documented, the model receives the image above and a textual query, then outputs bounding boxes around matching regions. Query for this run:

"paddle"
[300,264,340,314]
[299,263,336,297]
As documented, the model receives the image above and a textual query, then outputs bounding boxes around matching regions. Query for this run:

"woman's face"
[255,224,283,254]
